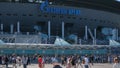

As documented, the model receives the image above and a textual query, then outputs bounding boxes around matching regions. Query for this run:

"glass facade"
[0,48,108,55]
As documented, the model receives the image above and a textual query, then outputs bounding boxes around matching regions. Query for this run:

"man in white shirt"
[84,55,90,68]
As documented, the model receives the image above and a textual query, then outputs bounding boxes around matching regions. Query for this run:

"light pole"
[14,34,17,54]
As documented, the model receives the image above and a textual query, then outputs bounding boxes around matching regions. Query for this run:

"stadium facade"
[0,0,120,42]
[0,0,120,55]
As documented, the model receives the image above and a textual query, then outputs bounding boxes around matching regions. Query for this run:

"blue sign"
[40,0,80,15]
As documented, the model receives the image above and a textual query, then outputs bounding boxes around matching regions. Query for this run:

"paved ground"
[0,63,113,68]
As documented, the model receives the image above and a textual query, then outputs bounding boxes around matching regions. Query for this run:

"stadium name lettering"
[44,7,80,15]
[40,0,80,15]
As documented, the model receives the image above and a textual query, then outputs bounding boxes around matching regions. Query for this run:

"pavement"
[0,63,113,68]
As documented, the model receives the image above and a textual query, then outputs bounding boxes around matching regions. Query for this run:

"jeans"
[5,62,8,68]
[85,65,89,68]
[23,64,27,68]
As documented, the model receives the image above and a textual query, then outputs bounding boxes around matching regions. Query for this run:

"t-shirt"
[84,57,89,65]
[113,63,120,68]
[12,57,16,63]
[38,58,42,64]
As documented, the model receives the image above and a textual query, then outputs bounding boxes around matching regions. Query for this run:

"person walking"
[4,56,9,68]
[22,55,28,68]
[12,55,17,68]
[89,55,94,65]
[66,56,72,68]
[83,55,90,68]
[113,56,120,68]
[1,56,5,68]
[38,55,43,68]
[16,56,22,66]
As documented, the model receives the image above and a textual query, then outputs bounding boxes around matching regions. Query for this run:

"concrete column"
[85,26,88,40]
[79,38,82,45]
[0,24,3,34]
[94,28,96,39]
[10,24,14,34]
[1,24,3,31]
[117,29,119,40]
[17,21,20,33]
[94,28,96,45]
[62,21,64,39]
[48,21,51,39]
[75,36,78,44]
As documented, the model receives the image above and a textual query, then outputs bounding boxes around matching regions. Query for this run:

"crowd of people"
[0,54,120,68]
[0,54,30,68]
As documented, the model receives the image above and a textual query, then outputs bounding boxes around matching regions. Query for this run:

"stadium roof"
[0,0,120,14]
[49,0,120,14]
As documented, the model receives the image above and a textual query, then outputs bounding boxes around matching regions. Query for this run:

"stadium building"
[0,0,120,55]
